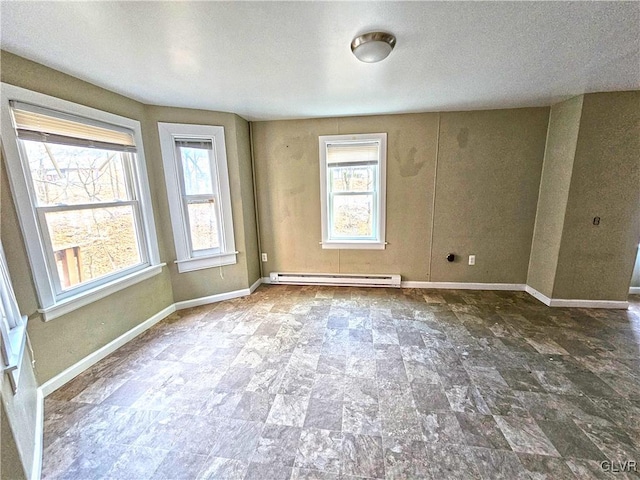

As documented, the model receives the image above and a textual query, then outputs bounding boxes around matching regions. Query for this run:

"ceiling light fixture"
[351,32,396,63]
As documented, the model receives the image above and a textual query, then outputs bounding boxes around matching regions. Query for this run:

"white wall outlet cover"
[261,253,268,262]
[469,255,476,265]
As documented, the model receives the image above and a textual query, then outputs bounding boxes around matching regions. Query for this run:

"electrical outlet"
[468,255,476,266]
[261,253,268,262]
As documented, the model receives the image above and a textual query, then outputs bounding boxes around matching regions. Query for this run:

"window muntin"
[328,161,378,240]
[158,123,237,273]
[1,84,161,320]
[175,140,223,254]
[15,124,149,296]
[319,134,387,249]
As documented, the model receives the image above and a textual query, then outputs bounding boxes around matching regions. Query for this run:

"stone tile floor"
[42,286,640,479]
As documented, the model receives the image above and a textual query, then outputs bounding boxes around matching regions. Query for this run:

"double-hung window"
[158,123,237,273]
[0,243,27,393]
[319,133,387,249]
[1,84,162,321]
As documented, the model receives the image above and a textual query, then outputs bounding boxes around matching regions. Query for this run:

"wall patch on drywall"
[396,146,426,177]
[272,134,312,163]
[286,185,306,196]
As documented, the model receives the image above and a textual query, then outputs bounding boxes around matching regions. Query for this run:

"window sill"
[38,263,166,321]
[2,316,27,394]
[321,241,386,250]
[175,252,238,273]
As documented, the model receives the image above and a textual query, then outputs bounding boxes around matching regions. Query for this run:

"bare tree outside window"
[330,165,376,237]
[178,145,221,251]
[23,141,141,289]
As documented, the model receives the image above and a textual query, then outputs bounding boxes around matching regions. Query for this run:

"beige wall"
[527,96,583,297]
[253,108,549,283]
[431,108,549,283]
[143,106,259,302]
[0,53,175,385]
[553,92,640,300]
[2,399,27,480]
[253,114,439,280]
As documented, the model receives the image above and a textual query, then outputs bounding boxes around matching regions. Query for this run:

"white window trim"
[0,83,163,321]
[0,242,28,393]
[319,133,387,250]
[158,122,237,273]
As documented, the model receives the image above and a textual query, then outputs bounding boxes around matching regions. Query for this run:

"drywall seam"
[248,122,264,279]
[427,113,440,281]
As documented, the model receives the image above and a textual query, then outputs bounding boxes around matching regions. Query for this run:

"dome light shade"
[351,32,396,63]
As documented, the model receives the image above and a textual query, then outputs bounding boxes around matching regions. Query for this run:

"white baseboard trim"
[548,298,629,309]
[263,278,629,308]
[525,285,552,306]
[30,388,43,480]
[264,277,526,292]
[41,283,263,397]
[401,281,526,291]
[39,304,176,397]
[630,287,640,295]
[249,277,262,293]
[525,285,628,309]
[174,287,252,310]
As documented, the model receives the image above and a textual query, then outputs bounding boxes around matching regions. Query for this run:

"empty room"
[1,1,639,479]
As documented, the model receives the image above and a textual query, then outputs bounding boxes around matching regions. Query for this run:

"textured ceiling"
[1,1,639,120]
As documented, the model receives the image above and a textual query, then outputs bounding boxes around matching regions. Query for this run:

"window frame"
[319,133,387,250]
[0,242,27,393]
[158,122,237,273]
[0,83,163,321]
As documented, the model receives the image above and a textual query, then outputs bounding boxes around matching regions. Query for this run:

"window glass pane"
[0,302,9,332]
[330,166,375,192]
[22,141,129,206]
[44,206,141,290]
[331,194,374,239]
[179,146,213,195]
[187,200,220,251]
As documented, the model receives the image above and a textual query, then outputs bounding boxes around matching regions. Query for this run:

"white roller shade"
[326,141,379,166]
[175,139,213,150]
[11,101,136,152]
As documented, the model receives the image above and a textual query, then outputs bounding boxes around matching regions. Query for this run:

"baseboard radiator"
[268,272,401,288]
